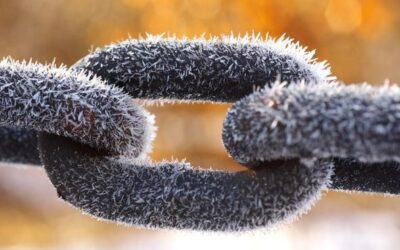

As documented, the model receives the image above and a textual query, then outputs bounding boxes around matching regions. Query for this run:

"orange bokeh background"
[0,0,400,249]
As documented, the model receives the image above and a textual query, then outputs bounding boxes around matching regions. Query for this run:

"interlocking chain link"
[0,35,399,231]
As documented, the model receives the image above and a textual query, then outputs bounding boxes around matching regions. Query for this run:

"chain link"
[0,35,398,231]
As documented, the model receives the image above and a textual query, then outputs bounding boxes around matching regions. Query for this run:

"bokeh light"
[0,0,400,249]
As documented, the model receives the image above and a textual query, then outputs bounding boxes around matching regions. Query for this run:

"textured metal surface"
[0,36,397,231]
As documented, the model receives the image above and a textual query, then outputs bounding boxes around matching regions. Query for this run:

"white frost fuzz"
[223,81,400,164]
[0,58,155,157]
[74,34,333,103]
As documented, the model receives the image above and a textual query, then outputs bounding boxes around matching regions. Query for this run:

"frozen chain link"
[0,58,155,158]
[39,34,333,231]
[0,34,398,231]
[222,82,400,195]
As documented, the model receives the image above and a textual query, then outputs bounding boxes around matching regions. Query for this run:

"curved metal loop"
[39,133,332,231]
[0,35,397,231]
[73,34,332,102]
[38,36,333,231]
[0,58,154,158]
[222,82,400,194]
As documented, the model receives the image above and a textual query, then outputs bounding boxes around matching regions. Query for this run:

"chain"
[0,34,398,231]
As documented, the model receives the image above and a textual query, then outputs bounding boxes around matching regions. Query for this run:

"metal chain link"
[0,35,399,231]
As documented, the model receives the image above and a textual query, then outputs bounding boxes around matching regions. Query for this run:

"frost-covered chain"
[73,34,331,102]
[222,81,400,194]
[40,134,333,231]
[223,82,400,164]
[0,35,333,231]
[0,59,154,157]
[40,35,334,231]
[0,35,399,231]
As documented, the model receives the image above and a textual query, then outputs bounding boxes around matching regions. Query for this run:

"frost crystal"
[74,34,333,102]
[0,58,155,157]
[223,82,400,164]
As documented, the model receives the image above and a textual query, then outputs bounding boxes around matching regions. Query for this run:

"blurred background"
[0,0,400,249]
